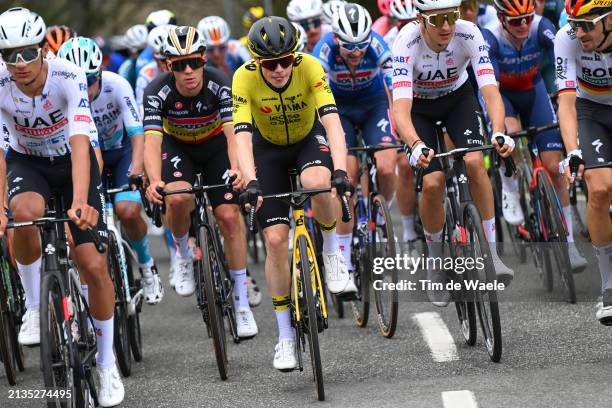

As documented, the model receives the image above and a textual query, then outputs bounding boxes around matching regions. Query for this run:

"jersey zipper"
[278,92,290,145]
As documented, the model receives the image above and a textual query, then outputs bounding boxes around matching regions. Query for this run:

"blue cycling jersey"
[312,31,392,101]
[482,15,556,91]
[136,47,154,74]
[107,51,127,74]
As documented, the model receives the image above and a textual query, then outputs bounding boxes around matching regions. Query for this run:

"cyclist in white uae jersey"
[0,7,124,406]
[392,0,515,306]
[555,0,612,324]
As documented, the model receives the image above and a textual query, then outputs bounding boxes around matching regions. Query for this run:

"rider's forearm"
[223,126,240,170]
[320,113,347,172]
[392,99,420,147]
[93,147,103,174]
[144,136,163,184]
[70,135,91,206]
[0,154,6,210]
[130,134,145,175]
[481,84,505,135]
[235,131,257,182]
[558,94,579,152]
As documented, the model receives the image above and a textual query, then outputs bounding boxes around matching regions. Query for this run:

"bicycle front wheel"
[371,194,398,338]
[0,298,17,385]
[464,204,502,362]
[108,233,131,377]
[124,243,143,362]
[351,201,369,328]
[198,225,228,380]
[297,235,325,401]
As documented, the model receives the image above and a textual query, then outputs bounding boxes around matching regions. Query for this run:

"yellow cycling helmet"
[243,6,267,30]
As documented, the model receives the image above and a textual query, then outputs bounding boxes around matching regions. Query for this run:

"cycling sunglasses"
[299,17,322,31]
[338,37,371,52]
[568,11,612,33]
[260,53,295,71]
[460,0,478,12]
[504,12,535,27]
[168,56,206,72]
[86,72,100,87]
[422,10,460,28]
[0,47,41,65]
[208,44,228,54]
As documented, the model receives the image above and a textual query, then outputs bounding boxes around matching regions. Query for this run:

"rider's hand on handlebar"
[331,169,354,199]
[559,149,584,183]
[492,132,515,158]
[68,203,99,230]
[227,169,245,191]
[239,180,263,213]
[409,142,434,168]
[146,180,165,205]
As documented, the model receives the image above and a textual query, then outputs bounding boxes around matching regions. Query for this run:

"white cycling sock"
[320,221,339,255]
[562,206,574,243]
[93,316,115,369]
[173,233,190,258]
[424,229,443,260]
[482,217,496,243]
[337,233,353,271]
[401,215,417,242]
[594,244,612,292]
[272,295,295,342]
[17,257,41,310]
[499,168,519,193]
[230,269,249,309]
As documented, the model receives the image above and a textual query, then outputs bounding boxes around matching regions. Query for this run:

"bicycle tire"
[351,201,369,328]
[537,173,576,303]
[8,266,25,372]
[371,194,398,338]
[297,235,325,401]
[198,225,228,380]
[125,243,143,362]
[40,273,71,408]
[464,204,502,362]
[108,233,131,377]
[0,304,17,385]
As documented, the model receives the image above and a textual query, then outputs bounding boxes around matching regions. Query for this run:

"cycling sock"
[164,227,175,255]
[401,215,417,242]
[17,257,41,310]
[594,244,612,291]
[499,168,519,193]
[230,268,249,309]
[128,234,153,265]
[562,206,574,243]
[424,229,443,260]
[92,316,115,368]
[482,217,496,243]
[81,285,93,332]
[337,233,353,271]
[272,295,294,341]
[173,233,190,258]
[318,220,338,255]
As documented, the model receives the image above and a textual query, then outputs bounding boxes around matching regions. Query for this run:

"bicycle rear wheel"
[125,243,143,362]
[297,235,325,401]
[371,194,398,338]
[108,233,131,377]
[8,265,25,372]
[0,297,17,385]
[198,225,228,380]
[464,204,502,362]
[351,202,369,327]
[40,273,71,408]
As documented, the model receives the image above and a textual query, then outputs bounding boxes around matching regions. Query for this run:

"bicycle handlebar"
[507,123,559,139]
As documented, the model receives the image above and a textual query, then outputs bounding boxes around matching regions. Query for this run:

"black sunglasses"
[299,18,322,31]
[260,54,295,71]
[169,57,206,72]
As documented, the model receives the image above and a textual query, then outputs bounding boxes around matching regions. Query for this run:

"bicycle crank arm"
[128,289,144,316]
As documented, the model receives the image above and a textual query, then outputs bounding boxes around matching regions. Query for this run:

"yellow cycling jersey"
[232,52,338,146]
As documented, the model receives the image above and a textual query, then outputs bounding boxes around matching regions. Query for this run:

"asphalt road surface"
[1,209,611,408]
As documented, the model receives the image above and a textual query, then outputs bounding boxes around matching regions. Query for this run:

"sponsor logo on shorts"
[224,192,233,201]
[173,171,182,177]
[266,216,290,223]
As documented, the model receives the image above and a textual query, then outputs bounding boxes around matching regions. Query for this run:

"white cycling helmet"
[332,3,372,43]
[148,25,175,58]
[0,7,46,50]
[58,36,103,75]
[163,26,206,57]
[146,9,177,30]
[197,16,231,46]
[291,22,308,51]
[322,0,347,25]
[413,0,461,12]
[390,0,418,20]
[286,0,323,21]
[125,24,148,50]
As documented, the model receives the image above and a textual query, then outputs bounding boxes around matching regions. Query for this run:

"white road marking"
[441,390,479,408]
[413,312,459,362]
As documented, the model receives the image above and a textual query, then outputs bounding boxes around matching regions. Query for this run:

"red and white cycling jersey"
[391,20,497,100]
[0,58,97,157]
[555,24,612,106]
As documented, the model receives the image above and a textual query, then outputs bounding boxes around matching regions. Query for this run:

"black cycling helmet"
[247,16,298,59]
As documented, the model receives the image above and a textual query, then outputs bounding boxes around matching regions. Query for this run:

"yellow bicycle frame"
[291,207,328,322]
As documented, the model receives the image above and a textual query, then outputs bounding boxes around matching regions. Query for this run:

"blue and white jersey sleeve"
[115,75,144,138]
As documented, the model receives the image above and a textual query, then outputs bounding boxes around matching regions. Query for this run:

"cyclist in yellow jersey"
[235,17,356,372]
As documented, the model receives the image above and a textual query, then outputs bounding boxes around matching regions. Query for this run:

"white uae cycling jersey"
[0,58,98,157]
[555,24,612,106]
[391,20,497,100]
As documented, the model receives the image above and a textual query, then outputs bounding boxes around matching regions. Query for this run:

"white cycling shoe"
[173,255,195,297]
[247,272,262,307]
[323,249,357,294]
[568,245,588,273]
[502,191,525,226]
[141,263,164,305]
[96,364,125,407]
[273,339,297,372]
[236,308,258,338]
[18,308,40,346]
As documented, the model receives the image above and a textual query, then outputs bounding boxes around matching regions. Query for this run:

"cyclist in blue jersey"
[118,24,148,89]
[314,3,395,279]
[197,16,251,77]
[135,9,178,75]
[483,0,587,270]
